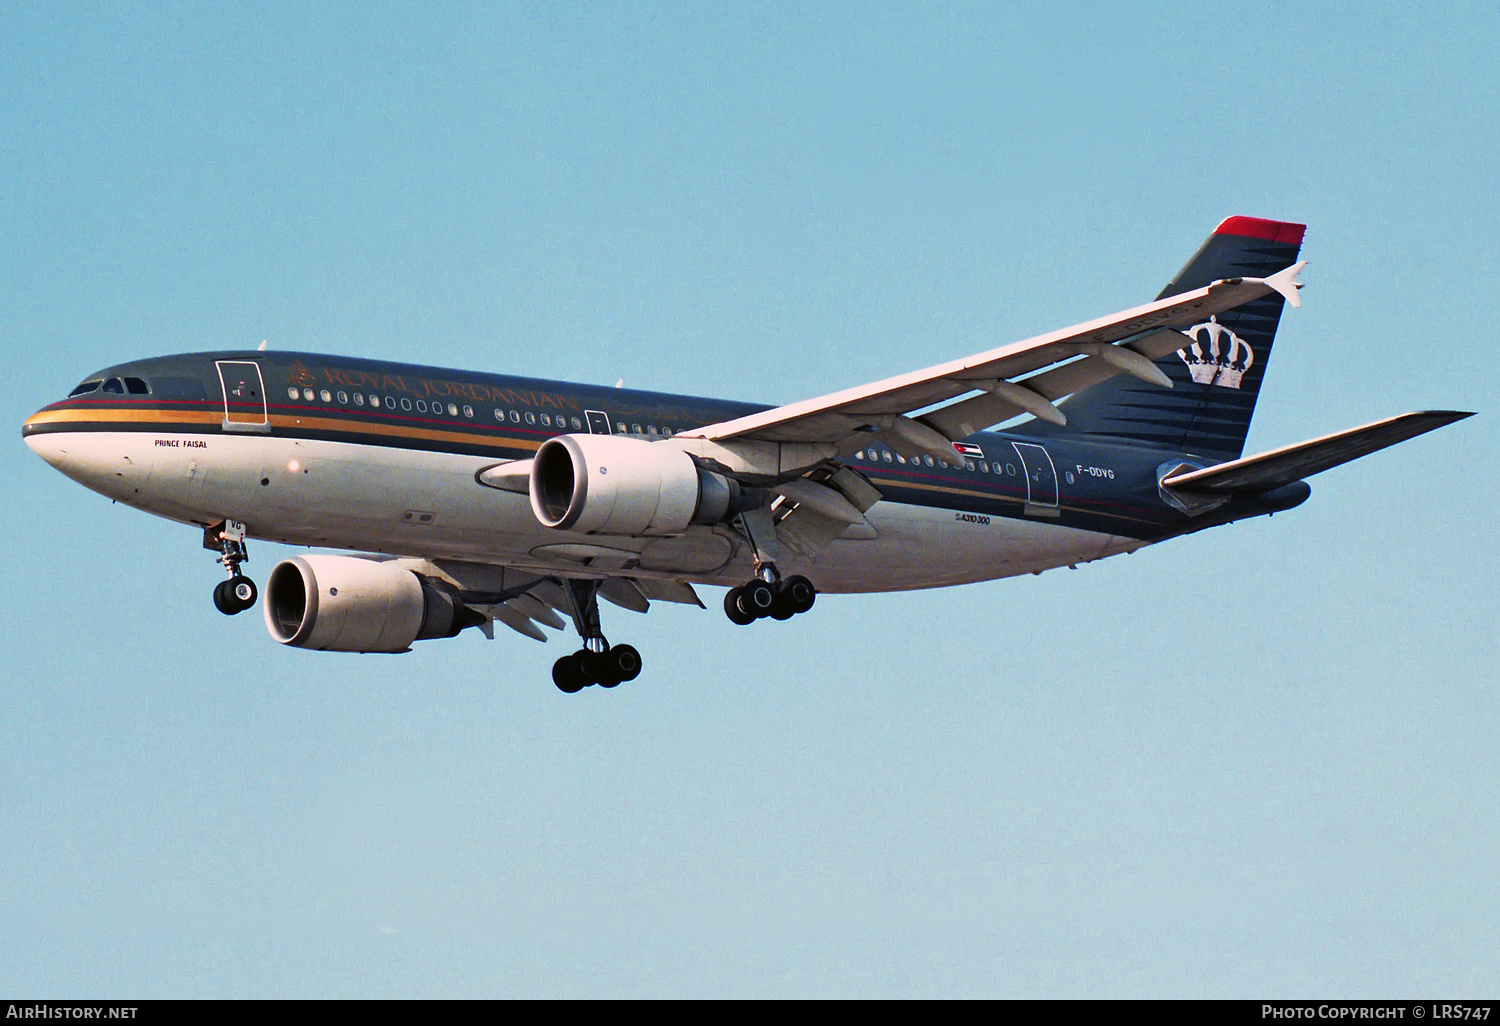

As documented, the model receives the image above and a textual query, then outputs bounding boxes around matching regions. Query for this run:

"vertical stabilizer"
[1023,216,1305,461]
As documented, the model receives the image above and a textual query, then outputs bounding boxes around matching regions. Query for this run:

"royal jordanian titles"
[22,218,1473,693]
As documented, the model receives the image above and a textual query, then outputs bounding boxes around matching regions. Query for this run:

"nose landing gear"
[205,519,257,615]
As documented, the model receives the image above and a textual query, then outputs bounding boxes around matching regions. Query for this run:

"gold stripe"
[26,407,218,427]
[27,405,537,452]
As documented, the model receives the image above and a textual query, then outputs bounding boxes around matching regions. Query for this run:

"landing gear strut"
[551,578,644,694]
[205,519,257,615]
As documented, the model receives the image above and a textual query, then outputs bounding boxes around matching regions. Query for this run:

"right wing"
[675,263,1305,471]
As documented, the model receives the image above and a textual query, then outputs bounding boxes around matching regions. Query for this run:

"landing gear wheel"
[579,649,612,686]
[567,649,596,687]
[724,587,756,626]
[553,656,586,694]
[230,576,257,610]
[213,576,257,615]
[780,575,816,615]
[740,580,776,618]
[609,644,642,683]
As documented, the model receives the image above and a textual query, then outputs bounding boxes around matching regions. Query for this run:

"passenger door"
[217,361,269,433]
[1011,442,1059,517]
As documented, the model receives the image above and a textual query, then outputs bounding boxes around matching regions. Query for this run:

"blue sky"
[2,2,1496,997]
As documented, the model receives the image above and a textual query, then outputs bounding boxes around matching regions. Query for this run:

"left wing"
[395,557,704,643]
[1159,410,1474,494]
[678,264,1303,469]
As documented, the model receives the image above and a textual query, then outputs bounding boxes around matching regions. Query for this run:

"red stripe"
[1213,215,1306,246]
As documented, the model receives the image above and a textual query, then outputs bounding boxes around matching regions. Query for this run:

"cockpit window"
[125,377,150,394]
[69,380,102,396]
[102,378,125,393]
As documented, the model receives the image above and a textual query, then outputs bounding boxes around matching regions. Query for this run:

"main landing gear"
[205,519,257,616]
[551,579,644,694]
[722,509,817,626]
[724,572,816,625]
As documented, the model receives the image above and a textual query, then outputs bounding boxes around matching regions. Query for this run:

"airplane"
[21,216,1473,693]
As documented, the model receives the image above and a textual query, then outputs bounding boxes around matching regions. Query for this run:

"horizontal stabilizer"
[1161,411,1474,494]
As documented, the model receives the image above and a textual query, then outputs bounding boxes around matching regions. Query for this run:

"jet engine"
[530,433,741,535]
[263,555,481,653]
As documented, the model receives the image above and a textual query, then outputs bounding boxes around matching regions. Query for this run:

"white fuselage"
[24,427,1145,594]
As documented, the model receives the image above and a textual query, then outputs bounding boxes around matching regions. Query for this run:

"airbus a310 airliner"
[22,217,1472,692]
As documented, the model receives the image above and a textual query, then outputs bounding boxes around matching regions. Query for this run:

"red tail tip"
[1214,216,1306,246]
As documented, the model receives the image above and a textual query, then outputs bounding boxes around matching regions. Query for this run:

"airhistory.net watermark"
[6,1007,137,1020]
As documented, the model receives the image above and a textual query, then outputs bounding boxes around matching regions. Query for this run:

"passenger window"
[647,425,658,436]
[510,410,520,423]
[632,423,642,434]
[980,462,989,473]
[372,396,383,408]
[571,416,582,430]
[1006,463,1015,476]
[617,423,628,433]
[540,414,551,427]
[882,451,892,462]
[416,400,427,413]
[69,380,102,396]
[336,391,347,404]
[493,408,503,420]
[401,398,412,411]
[354,393,365,406]
[965,461,975,472]
[924,456,935,467]
[525,412,536,424]
[103,378,125,393]
[320,389,332,402]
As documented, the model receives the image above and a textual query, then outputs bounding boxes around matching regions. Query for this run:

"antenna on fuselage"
[615,378,625,388]
[258,339,268,351]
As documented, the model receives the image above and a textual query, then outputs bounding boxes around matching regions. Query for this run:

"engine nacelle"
[263,555,472,653]
[530,433,739,535]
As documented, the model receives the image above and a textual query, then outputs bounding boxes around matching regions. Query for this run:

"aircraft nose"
[23,409,156,501]
[23,420,73,471]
